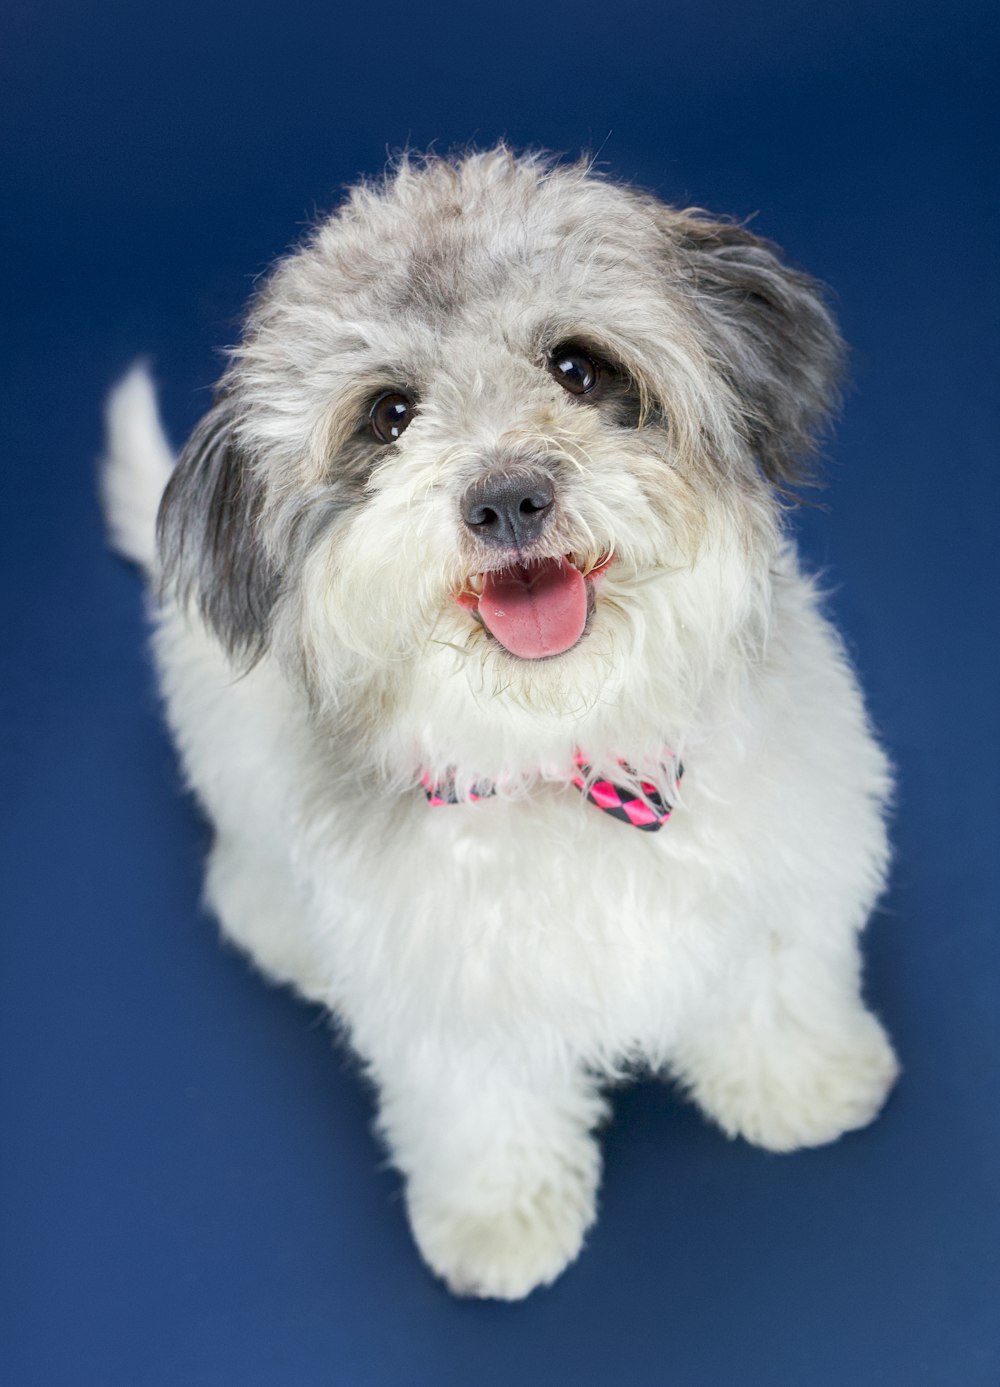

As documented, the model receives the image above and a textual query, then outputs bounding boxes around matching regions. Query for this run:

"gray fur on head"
[156,147,846,686]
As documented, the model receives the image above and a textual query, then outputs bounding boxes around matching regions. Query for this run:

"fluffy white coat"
[103,151,898,1300]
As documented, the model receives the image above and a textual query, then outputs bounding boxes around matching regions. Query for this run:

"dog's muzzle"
[454,467,615,661]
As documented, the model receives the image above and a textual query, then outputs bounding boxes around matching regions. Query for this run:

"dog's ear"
[673,215,845,487]
[156,397,279,661]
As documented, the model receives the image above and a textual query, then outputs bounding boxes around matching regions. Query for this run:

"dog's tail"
[100,363,175,575]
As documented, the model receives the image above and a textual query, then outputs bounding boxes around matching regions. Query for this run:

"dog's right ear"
[156,397,280,663]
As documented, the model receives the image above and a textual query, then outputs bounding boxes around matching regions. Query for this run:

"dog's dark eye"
[369,391,414,443]
[549,345,600,396]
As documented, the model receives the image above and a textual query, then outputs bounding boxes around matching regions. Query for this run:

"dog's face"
[159,150,842,771]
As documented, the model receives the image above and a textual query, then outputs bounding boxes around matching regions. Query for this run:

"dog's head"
[158,149,842,775]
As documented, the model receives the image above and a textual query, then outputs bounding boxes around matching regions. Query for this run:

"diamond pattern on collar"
[420,754,681,831]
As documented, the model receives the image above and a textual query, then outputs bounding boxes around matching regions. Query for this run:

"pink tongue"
[478,557,587,659]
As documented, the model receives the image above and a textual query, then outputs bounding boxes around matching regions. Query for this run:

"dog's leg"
[670,928,898,1152]
[371,1042,607,1299]
[204,834,330,1005]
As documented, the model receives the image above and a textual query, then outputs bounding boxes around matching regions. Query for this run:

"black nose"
[461,471,555,548]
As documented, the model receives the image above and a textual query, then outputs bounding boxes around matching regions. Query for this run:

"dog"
[102,147,898,1300]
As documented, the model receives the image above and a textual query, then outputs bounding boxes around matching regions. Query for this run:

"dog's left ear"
[673,214,845,486]
[156,396,280,663]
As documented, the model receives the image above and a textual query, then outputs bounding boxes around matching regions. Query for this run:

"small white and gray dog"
[103,147,898,1299]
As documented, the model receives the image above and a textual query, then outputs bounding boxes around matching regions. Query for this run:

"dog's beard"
[275,472,779,786]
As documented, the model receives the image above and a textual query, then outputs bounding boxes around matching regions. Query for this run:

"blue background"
[2,1,998,1382]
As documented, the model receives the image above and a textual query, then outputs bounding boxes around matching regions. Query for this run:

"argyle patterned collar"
[420,753,682,832]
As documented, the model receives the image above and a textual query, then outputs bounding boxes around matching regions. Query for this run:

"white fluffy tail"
[101,363,175,573]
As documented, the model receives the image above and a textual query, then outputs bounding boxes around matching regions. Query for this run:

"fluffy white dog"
[103,148,898,1299]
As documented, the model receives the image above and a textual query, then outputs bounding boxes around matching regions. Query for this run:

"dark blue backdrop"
[2,1,998,1383]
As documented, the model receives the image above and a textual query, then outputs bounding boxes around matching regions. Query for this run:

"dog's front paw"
[406,1152,599,1300]
[686,1008,899,1153]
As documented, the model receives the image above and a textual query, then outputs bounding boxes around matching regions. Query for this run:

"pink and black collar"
[421,753,682,832]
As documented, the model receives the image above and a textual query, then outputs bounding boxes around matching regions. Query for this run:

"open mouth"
[455,553,614,660]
